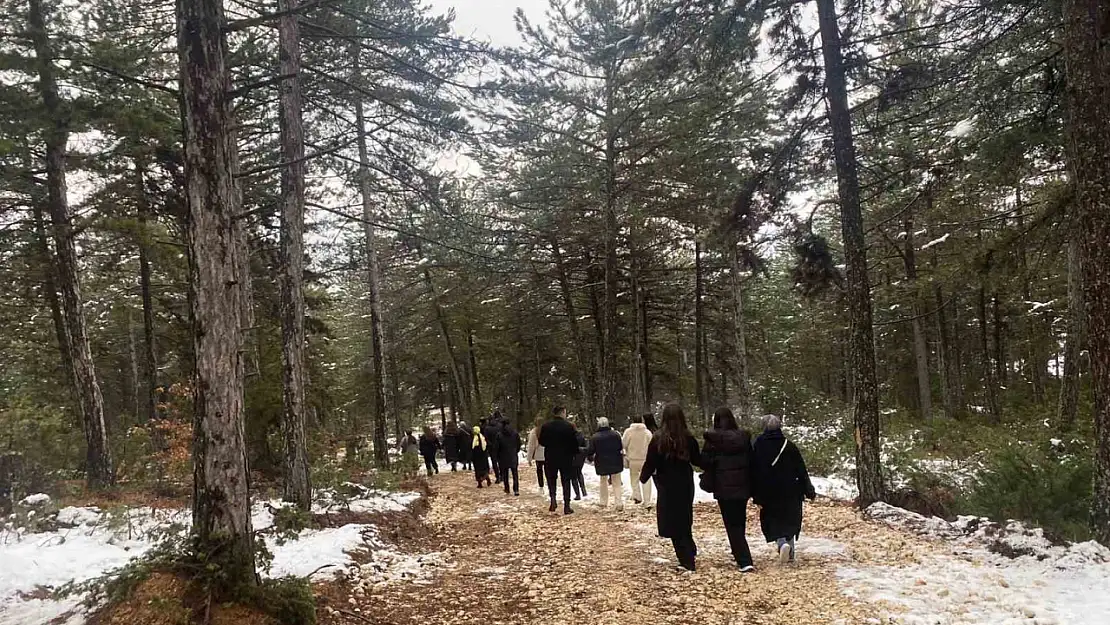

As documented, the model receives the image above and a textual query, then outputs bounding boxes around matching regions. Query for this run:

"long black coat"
[497,425,522,468]
[752,428,815,542]
[482,421,502,460]
[443,427,462,463]
[538,418,578,468]
[418,434,439,459]
[587,428,624,476]
[639,434,702,539]
[471,432,490,473]
[701,428,753,501]
[457,423,472,463]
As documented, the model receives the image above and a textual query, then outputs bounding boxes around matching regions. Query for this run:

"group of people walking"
[403,401,815,574]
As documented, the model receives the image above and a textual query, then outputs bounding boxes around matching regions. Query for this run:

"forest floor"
[314,470,1110,625]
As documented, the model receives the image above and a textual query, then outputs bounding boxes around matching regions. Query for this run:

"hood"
[704,428,751,453]
[627,423,647,432]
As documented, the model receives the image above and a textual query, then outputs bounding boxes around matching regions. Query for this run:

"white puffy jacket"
[622,423,653,462]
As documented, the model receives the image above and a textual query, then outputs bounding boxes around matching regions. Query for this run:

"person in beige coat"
[526,418,546,494]
[623,414,655,505]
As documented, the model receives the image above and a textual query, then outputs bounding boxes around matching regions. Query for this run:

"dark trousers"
[501,464,519,493]
[535,461,545,488]
[670,532,698,571]
[544,463,573,504]
[571,466,587,498]
[423,455,438,475]
[718,498,754,567]
[490,455,501,482]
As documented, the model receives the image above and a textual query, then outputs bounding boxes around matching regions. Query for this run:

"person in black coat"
[587,417,624,510]
[470,425,492,487]
[444,421,462,471]
[639,403,702,571]
[643,412,659,433]
[496,420,522,496]
[457,421,472,470]
[701,407,755,571]
[482,414,503,484]
[538,405,578,514]
[418,427,440,476]
[571,425,588,499]
[752,415,815,564]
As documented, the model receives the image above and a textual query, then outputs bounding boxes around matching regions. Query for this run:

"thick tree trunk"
[902,215,932,420]
[935,284,962,420]
[176,0,256,587]
[28,0,114,490]
[554,240,598,420]
[1061,0,1110,543]
[352,51,391,468]
[437,373,447,431]
[601,73,620,424]
[816,0,883,506]
[728,244,752,417]
[277,0,310,509]
[1058,229,1085,430]
[630,258,649,414]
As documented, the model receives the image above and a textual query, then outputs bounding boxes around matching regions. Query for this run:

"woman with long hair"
[702,407,755,571]
[638,403,702,570]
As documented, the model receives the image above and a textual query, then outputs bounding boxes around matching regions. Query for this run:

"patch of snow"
[19,494,52,506]
[811,476,858,501]
[920,232,950,250]
[947,117,977,138]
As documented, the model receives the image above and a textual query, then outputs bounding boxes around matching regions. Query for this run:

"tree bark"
[467,326,483,413]
[30,192,74,395]
[978,286,1001,423]
[554,240,598,421]
[816,0,883,506]
[935,284,961,420]
[135,167,160,425]
[992,295,1007,386]
[1061,0,1110,543]
[176,0,256,587]
[694,236,707,426]
[277,0,311,508]
[902,214,932,420]
[351,48,391,468]
[437,372,447,431]
[630,257,649,414]
[601,71,620,425]
[28,0,114,490]
[728,244,752,418]
[1058,227,1085,430]
[423,264,468,421]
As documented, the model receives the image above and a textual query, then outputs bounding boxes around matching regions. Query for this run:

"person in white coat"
[526,418,546,493]
[623,414,655,505]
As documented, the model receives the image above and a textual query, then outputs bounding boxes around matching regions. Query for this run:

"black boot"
[549,500,557,512]
[564,503,574,515]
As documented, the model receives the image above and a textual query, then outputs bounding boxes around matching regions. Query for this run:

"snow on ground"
[838,502,1110,625]
[0,488,423,625]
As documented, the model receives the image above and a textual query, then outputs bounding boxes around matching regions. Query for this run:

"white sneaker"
[739,565,755,573]
[778,543,791,565]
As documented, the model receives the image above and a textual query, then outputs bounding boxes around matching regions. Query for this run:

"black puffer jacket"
[702,428,753,501]
[587,427,624,476]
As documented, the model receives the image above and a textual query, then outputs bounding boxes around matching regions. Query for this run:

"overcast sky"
[425,0,548,47]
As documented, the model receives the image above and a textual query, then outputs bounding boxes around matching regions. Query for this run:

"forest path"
[317,469,938,625]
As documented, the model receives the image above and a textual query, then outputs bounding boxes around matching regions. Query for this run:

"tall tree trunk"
[992,295,1008,386]
[134,167,160,425]
[30,193,74,394]
[694,236,707,426]
[817,0,883,506]
[1058,227,1085,430]
[423,266,468,421]
[935,284,961,420]
[978,287,1002,423]
[555,241,597,420]
[630,257,649,414]
[1061,0,1110,543]
[902,214,932,420]
[467,326,483,413]
[437,372,447,431]
[128,311,141,422]
[351,48,391,468]
[176,0,256,587]
[277,0,310,509]
[640,281,651,407]
[28,0,114,490]
[728,244,752,417]
[601,71,620,424]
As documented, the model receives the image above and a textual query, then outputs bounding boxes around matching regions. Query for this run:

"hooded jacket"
[526,427,545,463]
[701,428,753,500]
[622,423,653,463]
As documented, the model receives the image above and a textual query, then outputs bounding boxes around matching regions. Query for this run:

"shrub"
[961,443,1093,542]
